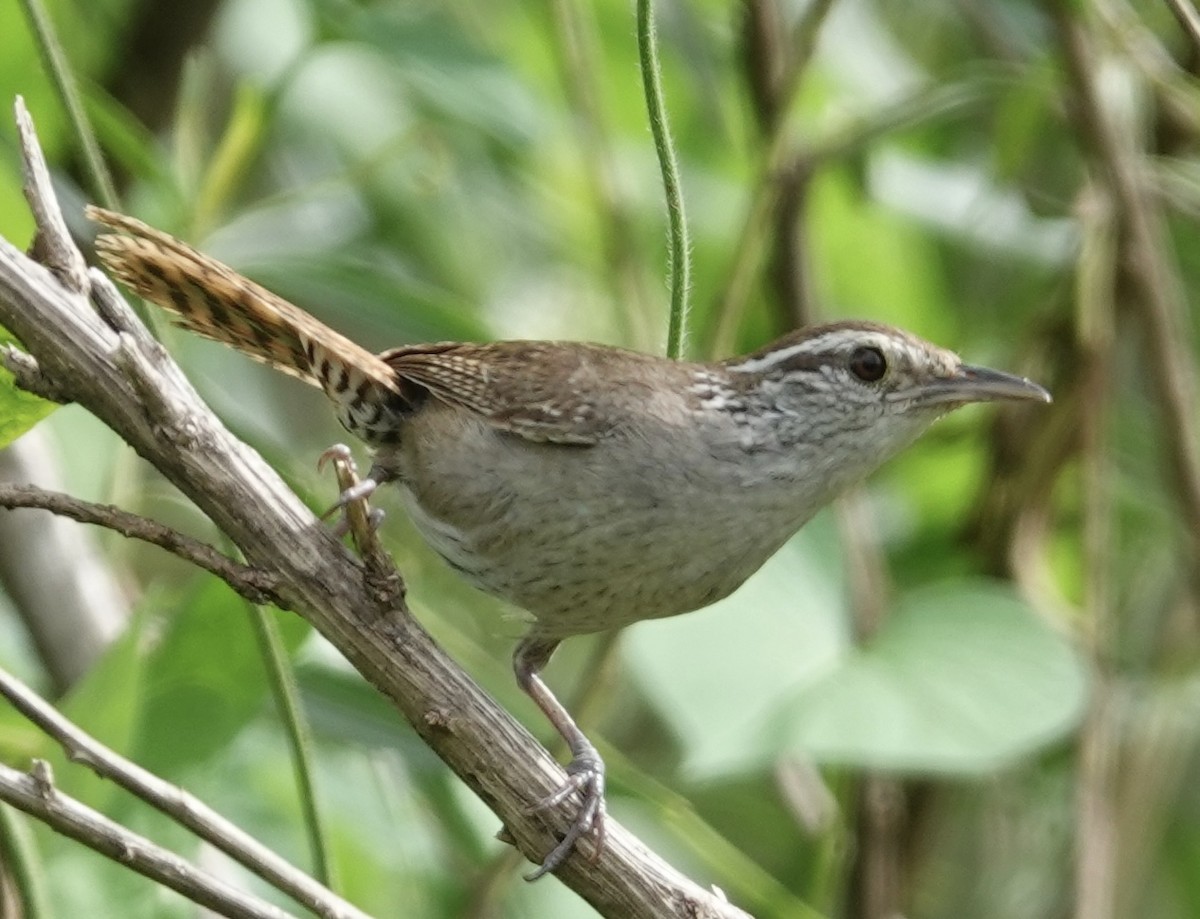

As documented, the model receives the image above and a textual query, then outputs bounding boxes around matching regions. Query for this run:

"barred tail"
[89,207,405,432]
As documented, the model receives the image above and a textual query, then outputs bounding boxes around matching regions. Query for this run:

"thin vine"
[636,0,691,359]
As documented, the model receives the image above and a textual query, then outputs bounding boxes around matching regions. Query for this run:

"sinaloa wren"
[88,206,1051,877]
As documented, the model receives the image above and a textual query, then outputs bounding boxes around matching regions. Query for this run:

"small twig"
[0,345,66,403]
[0,759,296,919]
[1073,196,1119,919]
[0,483,282,606]
[323,448,401,599]
[1090,0,1200,139]
[783,0,838,97]
[834,492,904,915]
[88,265,148,336]
[14,97,88,292]
[0,665,371,919]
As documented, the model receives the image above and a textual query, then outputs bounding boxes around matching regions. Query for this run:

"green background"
[0,0,1195,917]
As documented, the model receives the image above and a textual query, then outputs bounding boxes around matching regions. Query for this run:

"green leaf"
[0,332,57,448]
[630,545,1086,779]
[771,581,1088,773]
[134,580,305,776]
[624,516,850,778]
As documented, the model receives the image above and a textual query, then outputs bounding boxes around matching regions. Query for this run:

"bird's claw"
[523,754,607,881]
[328,506,385,539]
[317,444,383,551]
[316,443,354,473]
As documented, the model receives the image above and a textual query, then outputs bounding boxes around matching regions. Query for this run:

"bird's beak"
[913,364,1052,407]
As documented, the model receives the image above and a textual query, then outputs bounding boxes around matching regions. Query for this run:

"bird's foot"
[523,747,607,881]
[317,446,404,601]
[317,444,383,551]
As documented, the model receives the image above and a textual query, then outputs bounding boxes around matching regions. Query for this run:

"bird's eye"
[848,346,887,383]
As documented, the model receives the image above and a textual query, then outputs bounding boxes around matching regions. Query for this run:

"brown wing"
[381,340,625,445]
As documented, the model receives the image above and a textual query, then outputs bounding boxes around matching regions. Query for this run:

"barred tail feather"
[87,207,401,405]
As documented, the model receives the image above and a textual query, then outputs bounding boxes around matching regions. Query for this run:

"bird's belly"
[398,477,800,638]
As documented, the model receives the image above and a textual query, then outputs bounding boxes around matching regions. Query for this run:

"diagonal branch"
[0,98,751,918]
[0,483,282,606]
[0,664,368,919]
[0,759,295,919]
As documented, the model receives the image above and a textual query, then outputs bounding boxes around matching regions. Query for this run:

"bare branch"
[0,482,282,606]
[0,665,369,919]
[15,96,87,293]
[0,759,296,919]
[0,344,67,403]
[0,100,750,917]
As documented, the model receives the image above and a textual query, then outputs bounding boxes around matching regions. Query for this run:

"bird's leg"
[316,445,386,545]
[513,636,607,880]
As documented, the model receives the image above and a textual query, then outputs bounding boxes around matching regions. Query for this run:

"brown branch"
[16,96,88,295]
[0,483,282,606]
[0,759,295,919]
[0,664,369,919]
[0,98,751,918]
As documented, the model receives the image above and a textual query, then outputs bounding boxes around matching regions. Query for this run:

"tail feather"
[88,206,399,398]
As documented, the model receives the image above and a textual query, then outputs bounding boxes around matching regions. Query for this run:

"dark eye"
[849,345,887,383]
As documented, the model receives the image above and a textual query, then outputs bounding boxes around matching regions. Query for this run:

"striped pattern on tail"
[89,207,409,445]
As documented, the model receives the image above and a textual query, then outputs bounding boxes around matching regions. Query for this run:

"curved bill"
[912,364,1052,407]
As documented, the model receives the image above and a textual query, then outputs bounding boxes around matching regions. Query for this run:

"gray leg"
[513,636,606,880]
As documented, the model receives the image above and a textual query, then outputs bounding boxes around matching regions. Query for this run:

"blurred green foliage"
[1,0,1199,917]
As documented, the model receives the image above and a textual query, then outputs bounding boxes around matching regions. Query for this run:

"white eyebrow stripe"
[728,343,815,374]
[728,329,877,374]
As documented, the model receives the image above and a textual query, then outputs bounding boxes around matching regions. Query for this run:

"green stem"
[637,0,691,359]
[18,0,118,208]
[0,803,52,919]
[248,605,337,890]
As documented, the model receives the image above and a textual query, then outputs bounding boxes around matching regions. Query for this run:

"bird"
[87,204,1051,878]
